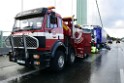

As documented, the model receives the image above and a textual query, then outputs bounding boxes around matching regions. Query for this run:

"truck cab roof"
[15,6,61,20]
[15,8,48,20]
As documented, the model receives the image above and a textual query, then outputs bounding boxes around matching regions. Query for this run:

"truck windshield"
[13,17,43,32]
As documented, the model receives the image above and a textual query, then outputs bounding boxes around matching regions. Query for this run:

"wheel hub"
[71,53,75,62]
[58,56,64,68]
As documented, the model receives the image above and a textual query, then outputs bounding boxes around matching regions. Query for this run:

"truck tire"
[51,50,65,71]
[84,53,89,58]
[68,49,75,65]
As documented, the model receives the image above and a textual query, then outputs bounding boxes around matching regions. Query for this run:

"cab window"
[58,17,62,28]
[46,13,58,28]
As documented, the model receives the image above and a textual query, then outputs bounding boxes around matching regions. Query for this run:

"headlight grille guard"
[5,35,39,49]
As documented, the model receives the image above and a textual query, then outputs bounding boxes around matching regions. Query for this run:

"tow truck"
[6,7,91,71]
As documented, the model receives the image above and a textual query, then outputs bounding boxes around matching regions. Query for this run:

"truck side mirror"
[50,12,56,24]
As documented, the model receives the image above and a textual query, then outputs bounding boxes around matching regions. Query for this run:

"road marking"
[119,47,124,57]
[120,69,124,83]
[0,64,16,69]
[0,69,39,83]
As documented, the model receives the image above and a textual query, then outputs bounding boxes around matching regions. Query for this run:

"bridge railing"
[0,31,11,55]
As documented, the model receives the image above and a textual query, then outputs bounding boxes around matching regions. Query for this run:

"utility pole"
[21,0,23,12]
[77,0,87,25]
[0,31,3,48]
[54,0,56,8]
[95,0,103,27]
[71,0,73,15]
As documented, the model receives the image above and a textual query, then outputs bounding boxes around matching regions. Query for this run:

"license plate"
[17,60,25,64]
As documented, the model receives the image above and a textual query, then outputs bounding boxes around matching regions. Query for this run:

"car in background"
[121,39,124,42]
[108,40,113,44]
[116,40,120,43]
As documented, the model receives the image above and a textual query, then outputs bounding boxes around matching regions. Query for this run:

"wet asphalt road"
[0,42,124,83]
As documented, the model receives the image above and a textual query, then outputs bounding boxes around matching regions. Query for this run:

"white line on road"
[0,69,39,83]
[0,64,16,69]
[120,69,124,83]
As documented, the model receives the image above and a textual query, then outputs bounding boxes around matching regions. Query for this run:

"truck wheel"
[68,49,75,65]
[84,53,89,58]
[51,50,65,71]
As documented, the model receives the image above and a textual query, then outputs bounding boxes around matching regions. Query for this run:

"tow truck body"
[6,7,91,71]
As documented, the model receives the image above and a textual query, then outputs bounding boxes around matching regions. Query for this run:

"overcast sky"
[0,0,124,38]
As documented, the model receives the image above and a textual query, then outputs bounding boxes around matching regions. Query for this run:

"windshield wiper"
[12,29,23,32]
[15,29,23,32]
[23,26,32,30]
[24,26,40,30]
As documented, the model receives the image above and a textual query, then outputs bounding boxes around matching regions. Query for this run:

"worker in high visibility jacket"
[91,40,98,53]
[91,46,98,53]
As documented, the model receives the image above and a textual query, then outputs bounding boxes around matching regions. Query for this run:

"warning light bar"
[47,6,55,10]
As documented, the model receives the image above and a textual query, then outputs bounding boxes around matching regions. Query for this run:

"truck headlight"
[33,54,40,59]
[34,61,40,65]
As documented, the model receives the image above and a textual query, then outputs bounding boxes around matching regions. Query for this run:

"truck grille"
[13,36,23,47]
[5,35,39,49]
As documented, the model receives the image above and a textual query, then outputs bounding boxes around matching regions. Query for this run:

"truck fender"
[51,41,66,58]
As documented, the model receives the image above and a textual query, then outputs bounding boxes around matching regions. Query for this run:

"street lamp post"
[21,0,23,12]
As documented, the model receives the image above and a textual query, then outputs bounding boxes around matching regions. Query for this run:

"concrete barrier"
[0,48,11,55]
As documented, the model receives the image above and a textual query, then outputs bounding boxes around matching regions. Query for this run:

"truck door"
[45,12,63,50]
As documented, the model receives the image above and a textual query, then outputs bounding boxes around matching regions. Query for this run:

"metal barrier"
[0,31,11,55]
